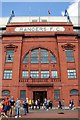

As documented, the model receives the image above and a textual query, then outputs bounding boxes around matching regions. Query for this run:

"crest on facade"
[4,44,18,52]
[61,43,75,50]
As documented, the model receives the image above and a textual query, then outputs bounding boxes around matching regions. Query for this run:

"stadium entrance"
[33,91,47,105]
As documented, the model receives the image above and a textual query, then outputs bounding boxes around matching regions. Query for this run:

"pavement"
[22,108,80,119]
[1,108,80,120]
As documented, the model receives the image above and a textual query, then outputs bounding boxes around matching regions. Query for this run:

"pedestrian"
[22,100,27,115]
[62,99,65,109]
[4,97,10,116]
[58,100,62,109]
[37,99,40,109]
[0,100,8,118]
[69,99,74,110]
[71,99,74,109]
[15,98,21,118]
[46,100,49,111]
[44,98,47,109]
[28,99,32,108]
[31,100,34,109]
[49,100,53,109]
[9,96,15,117]
[26,98,29,113]
[35,100,38,109]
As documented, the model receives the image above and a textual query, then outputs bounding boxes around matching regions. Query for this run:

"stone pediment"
[4,44,18,51]
[61,43,75,50]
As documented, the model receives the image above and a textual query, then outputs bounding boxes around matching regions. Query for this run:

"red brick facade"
[2,21,79,107]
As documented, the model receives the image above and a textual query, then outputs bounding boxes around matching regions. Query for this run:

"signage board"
[15,26,65,32]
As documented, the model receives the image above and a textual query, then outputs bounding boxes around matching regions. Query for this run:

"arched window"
[70,89,78,96]
[50,52,56,63]
[2,90,10,96]
[31,49,38,63]
[40,49,48,63]
[23,48,56,64]
[23,54,28,63]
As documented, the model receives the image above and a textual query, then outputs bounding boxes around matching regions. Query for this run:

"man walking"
[26,98,29,113]
[15,98,21,118]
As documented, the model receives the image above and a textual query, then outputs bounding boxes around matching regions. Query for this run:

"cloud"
[61,0,80,26]
[67,1,79,16]
[61,0,80,16]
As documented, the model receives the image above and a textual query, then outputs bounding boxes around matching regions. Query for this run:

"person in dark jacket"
[22,100,27,115]
[58,100,62,109]
[37,99,40,109]
[26,98,29,113]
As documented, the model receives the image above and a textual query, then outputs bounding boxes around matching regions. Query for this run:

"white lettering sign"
[15,26,65,32]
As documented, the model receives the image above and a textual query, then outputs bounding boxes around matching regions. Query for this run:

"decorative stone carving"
[4,44,18,52]
[61,43,75,51]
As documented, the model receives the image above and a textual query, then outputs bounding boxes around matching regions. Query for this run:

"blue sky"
[1,2,71,17]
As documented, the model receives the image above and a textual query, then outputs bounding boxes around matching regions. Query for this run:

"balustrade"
[19,78,60,83]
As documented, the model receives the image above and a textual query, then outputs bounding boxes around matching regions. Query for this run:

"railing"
[19,78,60,83]
[19,79,28,82]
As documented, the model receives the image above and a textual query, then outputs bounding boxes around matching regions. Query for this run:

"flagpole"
[39,9,40,22]
[39,16,40,22]
[48,9,51,23]
[29,7,31,23]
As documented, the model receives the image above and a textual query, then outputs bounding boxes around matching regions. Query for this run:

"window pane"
[67,70,76,78]
[41,71,49,78]
[6,50,14,62]
[20,90,26,99]
[51,71,58,78]
[50,53,56,63]
[70,89,78,96]
[54,90,60,100]
[4,70,12,79]
[23,54,28,63]
[65,50,74,62]
[30,71,39,78]
[22,71,28,78]
[32,20,37,22]
[40,49,49,63]
[31,49,38,63]
[2,90,10,96]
